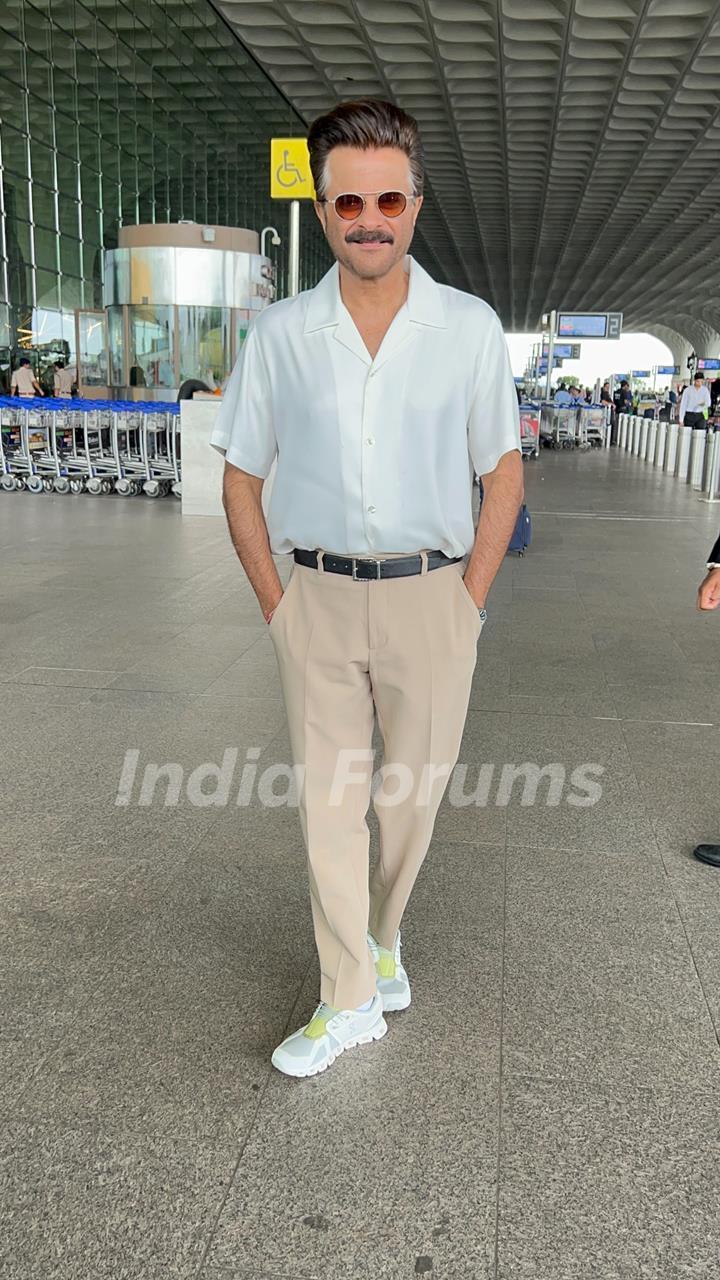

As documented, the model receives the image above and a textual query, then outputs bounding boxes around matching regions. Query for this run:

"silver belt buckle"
[351,557,383,580]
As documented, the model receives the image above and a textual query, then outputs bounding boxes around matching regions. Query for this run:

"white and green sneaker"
[271,994,387,1078]
[367,929,411,1012]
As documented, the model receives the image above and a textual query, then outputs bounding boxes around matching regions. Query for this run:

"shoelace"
[309,1002,353,1026]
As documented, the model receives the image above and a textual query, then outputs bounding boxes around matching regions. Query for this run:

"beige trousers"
[268,555,482,1011]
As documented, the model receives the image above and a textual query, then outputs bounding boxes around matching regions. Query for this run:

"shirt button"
[367,504,376,513]
[366,436,375,445]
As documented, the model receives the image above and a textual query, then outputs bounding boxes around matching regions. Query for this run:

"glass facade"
[0,0,332,392]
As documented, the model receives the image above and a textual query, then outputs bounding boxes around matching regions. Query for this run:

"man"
[613,380,633,416]
[554,383,584,407]
[53,361,75,398]
[10,357,43,397]
[693,535,720,868]
[679,373,711,428]
[212,99,523,1079]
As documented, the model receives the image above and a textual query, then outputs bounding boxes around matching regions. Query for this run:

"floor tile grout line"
[492,837,509,1280]
[3,802,231,1123]
[655,861,720,1052]
[614,715,720,1052]
[193,953,319,1280]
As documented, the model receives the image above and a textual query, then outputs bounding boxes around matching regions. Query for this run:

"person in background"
[11,357,43,397]
[53,360,75,397]
[692,532,720,867]
[710,375,720,411]
[679,373,711,428]
[600,381,612,407]
[613,380,633,416]
[177,378,212,402]
[553,383,572,406]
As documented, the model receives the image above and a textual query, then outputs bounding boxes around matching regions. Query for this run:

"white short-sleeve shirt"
[210,254,520,557]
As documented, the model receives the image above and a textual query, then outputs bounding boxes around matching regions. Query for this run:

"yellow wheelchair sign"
[271,138,316,200]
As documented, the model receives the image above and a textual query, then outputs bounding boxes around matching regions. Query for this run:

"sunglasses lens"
[335,193,364,220]
[377,191,407,217]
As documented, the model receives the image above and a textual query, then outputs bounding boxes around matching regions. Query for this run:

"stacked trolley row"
[0,396,181,497]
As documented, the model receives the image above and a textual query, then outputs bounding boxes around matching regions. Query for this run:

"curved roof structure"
[216,0,720,358]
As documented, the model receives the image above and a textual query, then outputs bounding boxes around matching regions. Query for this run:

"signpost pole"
[545,310,556,402]
[288,200,300,298]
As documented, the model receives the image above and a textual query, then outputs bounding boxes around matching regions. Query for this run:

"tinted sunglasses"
[319,190,416,221]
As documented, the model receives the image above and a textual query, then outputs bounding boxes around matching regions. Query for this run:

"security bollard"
[702,429,716,491]
[633,416,643,455]
[675,425,692,481]
[689,428,707,489]
[647,421,658,464]
[702,429,720,502]
[619,414,628,449]
[664,423,679,473]
[655,420,667,467]
[640,418,650,459]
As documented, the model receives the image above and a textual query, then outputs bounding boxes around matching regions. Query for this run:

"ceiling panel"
[215,0,720,348]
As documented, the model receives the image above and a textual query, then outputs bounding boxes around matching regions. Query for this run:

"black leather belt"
[293,548,462,580]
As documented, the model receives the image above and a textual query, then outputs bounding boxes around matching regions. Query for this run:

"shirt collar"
[303,254,448,334]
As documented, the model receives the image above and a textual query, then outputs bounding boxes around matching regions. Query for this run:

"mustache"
[346,231,394,244]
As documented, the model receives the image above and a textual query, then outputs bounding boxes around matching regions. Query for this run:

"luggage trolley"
[519,401,541,458]
[0,398,59,492]
[579,404,608,448]
[541,404,579,449]
[112,402,150,496]
[141,403,182,498]
[0,399,22,490]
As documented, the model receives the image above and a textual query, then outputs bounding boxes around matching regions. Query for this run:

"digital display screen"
[558,313,608,339]
[697,358,720,370]
[631,370,651,378]
[543,344,576,359]
[657,365,679,375]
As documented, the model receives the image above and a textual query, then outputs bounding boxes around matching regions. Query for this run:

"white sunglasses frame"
[318,190,418,220]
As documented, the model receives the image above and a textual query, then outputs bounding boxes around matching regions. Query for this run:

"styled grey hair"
[307,99,424,201]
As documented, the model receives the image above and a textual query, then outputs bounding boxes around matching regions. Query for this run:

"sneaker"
[271,993,387,1078]
[367,929,411,1012]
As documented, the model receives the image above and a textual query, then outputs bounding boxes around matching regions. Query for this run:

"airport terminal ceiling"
[216,0,720,361]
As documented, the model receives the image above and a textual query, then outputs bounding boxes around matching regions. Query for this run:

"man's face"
[314,145,423,282]
[694,377,704,390]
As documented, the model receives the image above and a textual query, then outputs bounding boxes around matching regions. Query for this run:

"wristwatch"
[707,563,720,571]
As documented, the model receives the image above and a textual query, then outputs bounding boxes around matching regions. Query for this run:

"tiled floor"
[1,446,720,1279]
